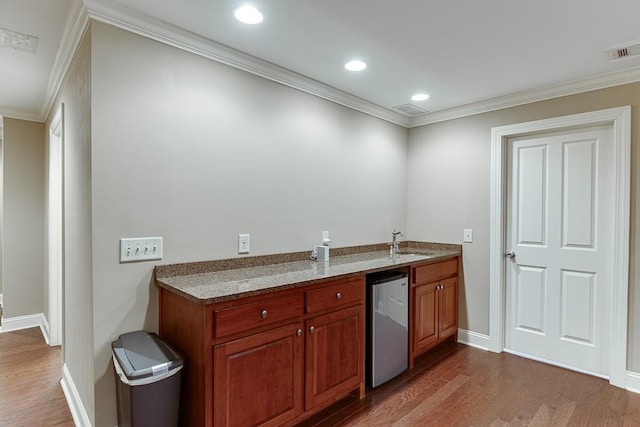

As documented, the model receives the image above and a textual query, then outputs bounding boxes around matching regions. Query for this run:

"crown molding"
[83,0,411,128]
[0,108,42,122]
[40,1,91,123]
[409,66,640,127]
[33,1,640,129]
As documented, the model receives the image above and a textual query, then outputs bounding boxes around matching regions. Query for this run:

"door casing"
[47,105,64,347]
[489,106,630,388]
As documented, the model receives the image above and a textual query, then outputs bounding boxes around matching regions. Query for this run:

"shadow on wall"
[458,257,468,332]
[94,271,159,424]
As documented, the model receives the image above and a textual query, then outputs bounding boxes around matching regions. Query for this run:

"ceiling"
[3,0,640,125]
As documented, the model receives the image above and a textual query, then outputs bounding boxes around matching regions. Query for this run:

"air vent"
[607,43,640,61]
[392,103,429,117]
[0,27,38,53]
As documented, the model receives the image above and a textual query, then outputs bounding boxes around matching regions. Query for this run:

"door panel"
[517,144,547,246]
[506,126,612,376]
[562,139,597,249]
[560,270,596,345]
[514,265,546,334]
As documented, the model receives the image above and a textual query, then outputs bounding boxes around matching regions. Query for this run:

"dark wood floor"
[0,327,73,426]
[1,330,639,426]
[300,342,640,427]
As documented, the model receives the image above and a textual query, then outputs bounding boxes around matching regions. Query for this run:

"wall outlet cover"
[238,234,250,254]
[463,229,473,243]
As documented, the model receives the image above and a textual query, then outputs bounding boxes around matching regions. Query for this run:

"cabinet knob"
[261,309,268,319]
[309,326,315,334]
[296,329,302,337]
[336,292,342,300]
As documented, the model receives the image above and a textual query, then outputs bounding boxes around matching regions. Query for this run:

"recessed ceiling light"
[234,5,263,24]
[411,93,430,101]
[345,60,367,71]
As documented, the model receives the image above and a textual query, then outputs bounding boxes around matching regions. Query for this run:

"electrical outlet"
[120,237,163,263]
[238,234,250,254]
[463,229,473,243]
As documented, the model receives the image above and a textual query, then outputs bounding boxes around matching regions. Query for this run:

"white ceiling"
[0,0,77,121]
[3,0,640,125]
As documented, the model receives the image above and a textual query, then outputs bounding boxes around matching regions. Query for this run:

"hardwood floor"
[300,342,640,426]
[1,330,637,426]
[0,327,73,426]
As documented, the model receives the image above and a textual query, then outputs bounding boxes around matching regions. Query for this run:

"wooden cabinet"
[159,275,365,427]
[413,281,439,351]
[305,305,363,410]
[438,277,458,338]
[213,323,304,427]
[303,276,365,412]
[410,257,459,366]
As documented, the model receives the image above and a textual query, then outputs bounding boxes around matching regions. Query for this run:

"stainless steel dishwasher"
[366,271,409,388]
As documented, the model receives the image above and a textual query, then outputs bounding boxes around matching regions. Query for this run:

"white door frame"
[47,105,64,346]
[488,106,631,388]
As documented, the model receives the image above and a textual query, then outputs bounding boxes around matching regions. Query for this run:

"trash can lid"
[111,331,183,381]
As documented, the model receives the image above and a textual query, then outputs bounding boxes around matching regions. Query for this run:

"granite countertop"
[155,242,460,305]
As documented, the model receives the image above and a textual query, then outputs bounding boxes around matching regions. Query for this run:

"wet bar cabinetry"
[409,257,459,367]
[159,275,365,427]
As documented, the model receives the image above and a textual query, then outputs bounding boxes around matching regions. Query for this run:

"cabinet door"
[413,282,439,353]
[305,305,364,411]
[438,277,458,339]
[213,323,303,427]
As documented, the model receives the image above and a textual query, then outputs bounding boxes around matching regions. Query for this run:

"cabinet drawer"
[306,277,364,314]
[413,258,458,285]
[214,293,304,338]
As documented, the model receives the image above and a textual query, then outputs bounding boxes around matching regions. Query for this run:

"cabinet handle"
[309,326,315,334]
[261,309,268,319]
[336,292,342,300]
[297,329,302,337]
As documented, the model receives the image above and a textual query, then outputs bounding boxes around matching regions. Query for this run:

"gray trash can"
[112,330,184,427]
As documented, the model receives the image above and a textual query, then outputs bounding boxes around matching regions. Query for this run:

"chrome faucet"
[390,230,404,258]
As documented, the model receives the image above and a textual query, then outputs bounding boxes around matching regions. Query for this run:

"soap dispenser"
[314,231,331,262]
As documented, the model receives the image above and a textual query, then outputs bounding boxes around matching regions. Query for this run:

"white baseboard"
[457,328,490,351]
[61,363,92,427]
[0,313,47,339]
[627,371,640,394]
[41,314,51,345]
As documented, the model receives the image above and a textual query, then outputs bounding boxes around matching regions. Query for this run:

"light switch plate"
[120,237,163,263]
[463,229,473,243]
[238,234,250,254]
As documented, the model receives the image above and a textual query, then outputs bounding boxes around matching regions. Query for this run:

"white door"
[505,125,613,377]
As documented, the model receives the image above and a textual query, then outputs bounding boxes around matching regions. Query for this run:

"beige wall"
[407,82,640,372]
[2,118,44,318]
[46,26,95,424]
[90,22,408,426]
[0,116,3,297]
